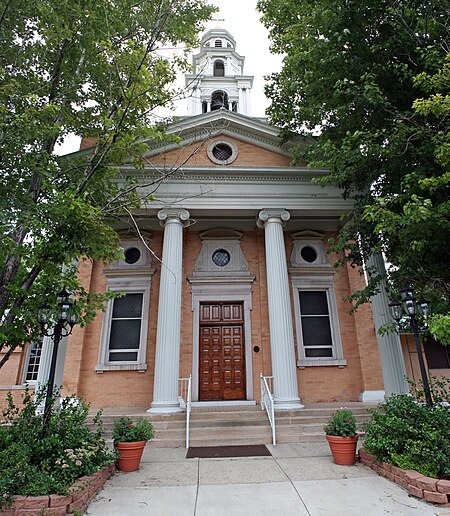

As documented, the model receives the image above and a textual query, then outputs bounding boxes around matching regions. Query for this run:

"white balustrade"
[178,375,192,449]
[260,373,276,446]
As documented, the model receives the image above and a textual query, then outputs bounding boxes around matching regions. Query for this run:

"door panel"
[200,326,222,400]
[199,303,246,401]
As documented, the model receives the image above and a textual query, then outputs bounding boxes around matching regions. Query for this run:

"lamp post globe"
[389,289,432,407]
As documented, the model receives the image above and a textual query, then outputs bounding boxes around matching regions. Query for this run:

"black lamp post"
[39,288,79,429]
[389,288,432,407]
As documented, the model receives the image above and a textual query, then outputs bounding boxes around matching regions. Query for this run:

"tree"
[257,0,450,342]
[0,0,216,366]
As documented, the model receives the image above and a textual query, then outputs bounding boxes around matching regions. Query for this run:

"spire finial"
[213,12,225,27]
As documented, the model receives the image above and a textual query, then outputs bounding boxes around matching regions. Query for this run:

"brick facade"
[44,227,385,410]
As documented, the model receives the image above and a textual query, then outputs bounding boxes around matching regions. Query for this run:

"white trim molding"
[96,269,154,372]
[290,271,347,368]
[193,228,249,277]
[206,139,238,165]
[359,390,386,402]
[290,230,331,268]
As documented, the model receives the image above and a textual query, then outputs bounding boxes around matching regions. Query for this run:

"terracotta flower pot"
[326,434,358,465]
[115,440,146,472]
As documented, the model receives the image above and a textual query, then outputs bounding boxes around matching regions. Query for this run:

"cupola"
[186,28,254,116]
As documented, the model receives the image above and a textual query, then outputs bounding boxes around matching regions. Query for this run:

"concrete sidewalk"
[87,442,444,516]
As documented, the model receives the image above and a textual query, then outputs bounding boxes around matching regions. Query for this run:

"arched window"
[211,90,229,111]
[213,60,225,77]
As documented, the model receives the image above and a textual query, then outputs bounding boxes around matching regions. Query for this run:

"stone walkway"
[87,442,446,515]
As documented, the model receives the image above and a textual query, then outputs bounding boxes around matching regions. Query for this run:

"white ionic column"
[367,253,409,395]
[258,210,304,410]
[35,335,68,413]
[149,208,190,414]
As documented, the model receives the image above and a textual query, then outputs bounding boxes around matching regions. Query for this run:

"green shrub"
[363,393,450,478]
[324,409,356,437]
[112,416,154,444]
[408,375,450,406]
[0,389,115,508]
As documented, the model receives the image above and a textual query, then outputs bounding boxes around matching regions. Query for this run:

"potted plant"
[324,408,358,465]
[112,416,154,472]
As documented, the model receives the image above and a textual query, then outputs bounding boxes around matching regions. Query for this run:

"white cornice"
[119,165,328,182]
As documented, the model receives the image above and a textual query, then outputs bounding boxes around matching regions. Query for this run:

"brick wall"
[149,136,307,168]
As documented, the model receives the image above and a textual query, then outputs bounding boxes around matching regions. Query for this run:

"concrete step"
[89,403,375,448]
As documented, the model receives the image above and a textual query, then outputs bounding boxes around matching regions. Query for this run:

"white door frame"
[190,280,254,402]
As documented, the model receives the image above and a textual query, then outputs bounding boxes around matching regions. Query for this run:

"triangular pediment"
[142,110,308,168]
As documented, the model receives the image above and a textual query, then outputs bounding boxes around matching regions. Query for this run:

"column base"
[147,401,183,414]
[359,390,385,402]
[274,397,304,411]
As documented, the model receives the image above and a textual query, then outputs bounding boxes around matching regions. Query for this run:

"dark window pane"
[214,61,225,77]
[25,340,43,381]
[109,351,138,362]
[305,348,333,358]
[112,294,143,318]
[301,317,332,346]
[124,247,141,264]
[109,320,141,349]
[212,249,231,266]
[299,291,329,315]
[300,246,317,263]
[423,337,450,369]
[212,144,232,161]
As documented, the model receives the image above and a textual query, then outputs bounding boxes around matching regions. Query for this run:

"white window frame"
[96,272,153,373]
[291,273,346,368]
[22,338,44,384]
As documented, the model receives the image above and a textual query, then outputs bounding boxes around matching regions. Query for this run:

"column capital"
[257,209,290,228]
[158,208,190,228]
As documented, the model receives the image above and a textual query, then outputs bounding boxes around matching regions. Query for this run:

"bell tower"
[186,28,254,116]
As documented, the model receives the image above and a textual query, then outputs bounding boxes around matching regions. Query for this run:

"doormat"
[186,444,271,459]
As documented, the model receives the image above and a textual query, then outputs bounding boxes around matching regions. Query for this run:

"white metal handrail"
[178,375,192,449]
[260,373,276,445]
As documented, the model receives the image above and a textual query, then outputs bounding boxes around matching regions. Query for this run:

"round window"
[212,249,231,267]
[207,140,238,165]
[124,247,141,264]
[212,143,233,162]
[300,246,318,263]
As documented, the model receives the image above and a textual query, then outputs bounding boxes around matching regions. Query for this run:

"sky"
[57,0,282,155]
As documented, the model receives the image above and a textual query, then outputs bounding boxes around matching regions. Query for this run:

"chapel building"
[3,29,446,416]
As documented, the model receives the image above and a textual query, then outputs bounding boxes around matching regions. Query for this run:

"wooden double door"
[199,302,246,401]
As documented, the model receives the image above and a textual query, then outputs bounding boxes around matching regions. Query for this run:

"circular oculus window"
[212,249,231,267]
[213,143,232,161]
[207,140,238,165]
[300,246,318,263]
[124,247,141,264]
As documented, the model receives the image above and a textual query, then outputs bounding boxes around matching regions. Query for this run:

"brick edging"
[1,463,115,515]
[359,448,450,505]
